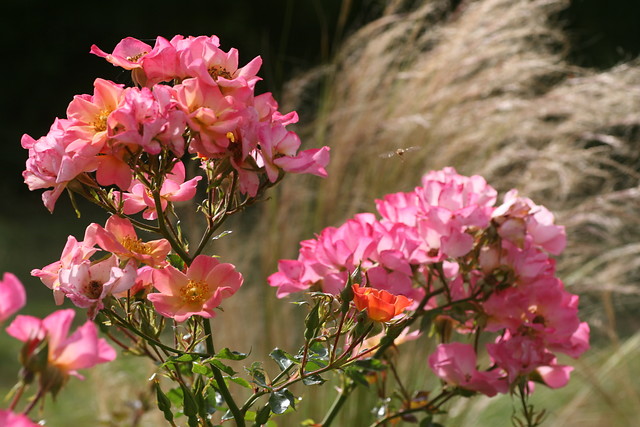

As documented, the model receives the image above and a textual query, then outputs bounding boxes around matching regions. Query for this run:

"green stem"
[203,320,245,427]
[322,382,356,427]
[105,309,204,356]
[152,190,191,263]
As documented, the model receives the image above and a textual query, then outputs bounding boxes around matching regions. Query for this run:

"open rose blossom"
[0,273,26,323]
[148,255,243,322]
[88,215,171,267]
[6,309,116,381]
[352,284,412,322]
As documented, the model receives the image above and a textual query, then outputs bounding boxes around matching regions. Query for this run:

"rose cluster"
[32,215,243,322]
[269,167,589,395]
[22,35,330,212]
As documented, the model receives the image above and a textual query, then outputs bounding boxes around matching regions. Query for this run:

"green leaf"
[210,359,236,376]
[192,361,213,376]
[154,382,174,423]
[255,405,271,425]
[215,347,249,360]
[168,253,186,270]
[304,302,321,340]
[175,353,198,362]
[228,376,252,389]
[245,362,269,388]
[180,382,200,427]
[345,366,370,387]
[302,374,325,386]
[269,348,296,371]
[308,341,329,359]
[269,391,292,415]
[304,359,327,371]
[355,358,386,372]
[166,387,184,406]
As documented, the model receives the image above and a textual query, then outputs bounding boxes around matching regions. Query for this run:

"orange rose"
[352,284,412,322]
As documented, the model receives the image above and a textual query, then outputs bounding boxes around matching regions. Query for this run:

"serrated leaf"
[215,347,249,360]
[154,382,174,423]
[269,348,295,371]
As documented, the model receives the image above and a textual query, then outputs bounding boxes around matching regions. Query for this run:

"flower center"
[92,109,111,132]
[208,65,233,81]
[180,280,210,305]
[121,236,152,254]
[126,52,148,63]
[84,280,103,300]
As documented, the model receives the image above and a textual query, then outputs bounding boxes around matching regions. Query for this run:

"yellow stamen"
[92,110,110,132]
[126,52,148,63]
[121,236,152,254]
[180,280,210,304]
[208,65,233,80]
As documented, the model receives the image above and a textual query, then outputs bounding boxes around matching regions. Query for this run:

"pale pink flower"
[0,409,40,427]
[486,333,555,383]
[108,84,187,157]
[173,77,244,158]
[376,191,421,227]
[428,343,507,397]
[58,257,137,318]
[273,146,330,178]
[88,215,170,267]
[22,118,98,212]
[0,273,26,323]
[121,161,201,220]
[32,234,97,304]
[148,255,243,322]
[65,78,125,154]
[415,167,497,258]
[493,189,566,255]
[125,266,155,298]
[183,41,262,91]
[6,309,116,380]
[90,37,152,70]
[268,260,312,298]
[536,363,574,389]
